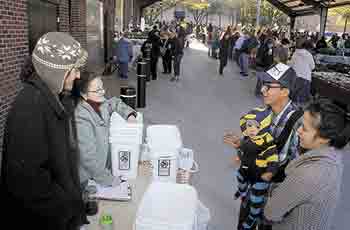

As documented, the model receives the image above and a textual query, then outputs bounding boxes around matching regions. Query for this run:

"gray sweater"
[264,146,343,230]
[75,97,135,186]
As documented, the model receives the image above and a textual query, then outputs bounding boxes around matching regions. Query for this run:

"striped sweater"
[264,146,344,230]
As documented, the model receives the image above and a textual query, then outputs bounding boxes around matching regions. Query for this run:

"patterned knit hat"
[240,107,272,136]
[32,32,88,94]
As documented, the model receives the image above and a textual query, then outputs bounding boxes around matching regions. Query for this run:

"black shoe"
[170,76,177,82]
[234,191,241,200]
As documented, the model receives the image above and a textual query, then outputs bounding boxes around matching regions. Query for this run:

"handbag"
[160,40,168,56]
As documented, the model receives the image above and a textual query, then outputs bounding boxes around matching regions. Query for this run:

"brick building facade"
[0,0,115,166]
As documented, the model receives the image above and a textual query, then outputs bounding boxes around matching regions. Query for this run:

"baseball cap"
[264,63,297,95]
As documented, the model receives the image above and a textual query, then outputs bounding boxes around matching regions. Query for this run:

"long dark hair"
[306,98,350,149]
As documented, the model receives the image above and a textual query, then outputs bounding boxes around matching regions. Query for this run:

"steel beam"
[266,0,293,15]
[319,6,328,38]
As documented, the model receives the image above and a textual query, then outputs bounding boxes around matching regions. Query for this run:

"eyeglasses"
[88,88,105,94]
[261,83,285,92]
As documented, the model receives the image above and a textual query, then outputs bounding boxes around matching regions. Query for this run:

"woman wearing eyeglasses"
[74,72,137,189]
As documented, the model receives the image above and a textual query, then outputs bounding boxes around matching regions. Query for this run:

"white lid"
[136,182,197,226]
[146,125,182,151]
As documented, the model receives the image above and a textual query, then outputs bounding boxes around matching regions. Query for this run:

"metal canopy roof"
[267,0,350,17]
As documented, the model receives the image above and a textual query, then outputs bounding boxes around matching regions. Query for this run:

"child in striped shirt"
[235,108,279,229]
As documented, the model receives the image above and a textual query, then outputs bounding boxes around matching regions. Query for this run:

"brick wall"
[0,0,28,161]
[71,0,87,50]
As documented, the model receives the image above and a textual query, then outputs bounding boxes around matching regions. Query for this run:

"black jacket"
[219,38,230,61]
[171,37,184,56]
[1,75,86,230]
[256,38,274,70]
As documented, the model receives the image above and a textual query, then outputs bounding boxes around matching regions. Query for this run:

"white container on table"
[134,181,198,230]
[145,125,183,182]
[110,112,143,179]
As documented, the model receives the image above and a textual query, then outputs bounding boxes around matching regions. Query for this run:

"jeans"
[239,53,249,75]
[173,54,183,76]
[118,62,128,79]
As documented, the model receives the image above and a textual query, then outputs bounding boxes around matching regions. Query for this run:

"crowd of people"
[218,25,350,230]
[0,18,350,230]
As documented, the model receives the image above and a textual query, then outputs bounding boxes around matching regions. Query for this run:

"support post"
[256,0,261,27]
[320,7,328,39]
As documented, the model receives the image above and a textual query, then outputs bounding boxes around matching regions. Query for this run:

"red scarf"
[86,99,103,117]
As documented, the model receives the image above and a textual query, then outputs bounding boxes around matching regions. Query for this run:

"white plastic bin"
[146,125,183,182]
[135,181,198,230]
[110,112,143,179]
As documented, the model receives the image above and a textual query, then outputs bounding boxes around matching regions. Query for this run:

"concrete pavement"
[103,40,350,230]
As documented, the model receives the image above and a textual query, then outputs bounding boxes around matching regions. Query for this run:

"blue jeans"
[174,54,183,76]
[239,53,249,75]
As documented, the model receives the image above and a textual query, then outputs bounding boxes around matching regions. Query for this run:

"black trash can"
[120,86,136,109]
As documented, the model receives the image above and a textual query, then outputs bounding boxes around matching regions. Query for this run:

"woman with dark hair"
[264,98,349,230]
[74,72,137,189]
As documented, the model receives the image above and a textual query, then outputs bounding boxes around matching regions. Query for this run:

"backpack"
[240,38,258,54]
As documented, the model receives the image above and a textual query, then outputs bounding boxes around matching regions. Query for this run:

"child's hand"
[261,172,273,182]
[224,132,241,149]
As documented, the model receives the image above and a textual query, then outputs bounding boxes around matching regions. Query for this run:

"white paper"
[88,180,131,201]
[266,63,291,81]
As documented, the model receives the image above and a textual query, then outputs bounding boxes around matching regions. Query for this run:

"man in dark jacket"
[1,32,88,230]
[255,30,275,96]
[142,31,162,80]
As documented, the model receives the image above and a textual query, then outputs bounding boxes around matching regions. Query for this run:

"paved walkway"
[103,40,350,230]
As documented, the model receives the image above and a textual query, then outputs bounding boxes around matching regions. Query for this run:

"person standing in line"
[170,31,184,82]
[219,32,231,75]
[290,38,315,105]
[264,99,348,230]
[1,32,88,230]
[255,30,275,96]
[114,32,133,79]
[160,32,173,74]
[141,30,162,80]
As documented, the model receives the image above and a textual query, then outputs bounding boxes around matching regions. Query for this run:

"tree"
[143,0,181,25]
[183,0,209,26]
[329,6,350,33]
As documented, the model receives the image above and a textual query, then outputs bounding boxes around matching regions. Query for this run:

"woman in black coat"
[219,33,231,75]
[1,32,87,230]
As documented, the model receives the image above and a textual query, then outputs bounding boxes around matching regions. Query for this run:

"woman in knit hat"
[1,32,89,230]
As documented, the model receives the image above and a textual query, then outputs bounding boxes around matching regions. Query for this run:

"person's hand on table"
[127,115,137,123]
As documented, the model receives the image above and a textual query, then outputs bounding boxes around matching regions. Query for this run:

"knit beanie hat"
[32,32,88,94]
[240,108,272,136]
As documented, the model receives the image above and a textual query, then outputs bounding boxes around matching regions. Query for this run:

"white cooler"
[135,181,198,230]
[146,125,183,182]
[110,112,143,179]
